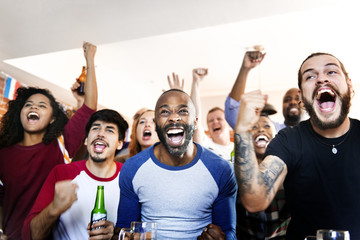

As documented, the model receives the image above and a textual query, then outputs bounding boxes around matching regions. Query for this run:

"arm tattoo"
[259,159,284,194]
[234,132,257,194]
[234,133,285,199]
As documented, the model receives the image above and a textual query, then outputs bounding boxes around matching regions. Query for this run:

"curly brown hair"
[0,87,69,148]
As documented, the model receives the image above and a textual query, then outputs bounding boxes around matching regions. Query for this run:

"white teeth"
[167,129,183,134]
[144,130,151,133]
[255,135,269,143]
[94,141,105,146]
[28,112,39,118]
[317,89,335,99]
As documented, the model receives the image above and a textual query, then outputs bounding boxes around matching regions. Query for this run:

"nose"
[316,73,330,86]
[97,128,106,138]
[30,104,38,109]
[290,98,298,106]
[145,120,153,127]
[169,113,181,122]
[258,126,265,133]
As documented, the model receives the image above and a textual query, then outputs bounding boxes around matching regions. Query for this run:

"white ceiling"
[1,0,360,126]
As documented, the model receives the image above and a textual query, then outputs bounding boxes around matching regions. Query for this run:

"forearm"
[84,59,98,110]
[190,78,201,118]
[233,131,268,211]
[190,79,206,143]
[30,203,61,240]
[229,66,250,101]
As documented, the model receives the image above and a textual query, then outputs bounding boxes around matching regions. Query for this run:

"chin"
[90,154,107,163]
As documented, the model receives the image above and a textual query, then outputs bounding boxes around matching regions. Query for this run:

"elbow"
[240,194,269,213]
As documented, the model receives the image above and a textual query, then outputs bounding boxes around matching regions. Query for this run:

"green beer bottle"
[90,185,107,230]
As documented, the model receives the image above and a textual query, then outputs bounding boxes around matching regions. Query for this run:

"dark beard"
[89,154,106,163]
[303,86,351,130]
[285,112,301,126]
[156,122,195,157]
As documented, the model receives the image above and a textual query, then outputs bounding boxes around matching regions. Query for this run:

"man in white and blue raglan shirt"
[115,89,237,240]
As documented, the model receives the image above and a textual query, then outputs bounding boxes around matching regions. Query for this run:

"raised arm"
[225,51,265,129]
[83,42,97,110]
[190,68,208,144]
[229,50,265,101]
[234,90,287,212]
[30,181,78,240]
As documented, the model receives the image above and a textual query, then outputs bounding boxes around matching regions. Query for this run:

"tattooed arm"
[234,91,287,212]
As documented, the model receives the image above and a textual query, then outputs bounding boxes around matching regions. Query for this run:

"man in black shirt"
[234,52,359,239]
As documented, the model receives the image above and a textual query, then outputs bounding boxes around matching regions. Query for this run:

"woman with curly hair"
[128,108,159,157]
[0,42,98,240]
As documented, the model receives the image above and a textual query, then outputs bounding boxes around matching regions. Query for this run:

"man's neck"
[311,117,351,138]
[86,158,117,178]
[154,142,197,167]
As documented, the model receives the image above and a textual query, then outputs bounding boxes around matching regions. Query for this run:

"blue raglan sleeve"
[224,95,240,130]
[116,161,141,228]
[212,162,237,239]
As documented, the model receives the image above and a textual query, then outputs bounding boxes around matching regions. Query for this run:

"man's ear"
[116,140,123,150]
[84,137,88,146]
[348,79,354,97]
[194,117,198,130]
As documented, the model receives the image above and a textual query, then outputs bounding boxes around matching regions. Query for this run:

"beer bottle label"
[91,213,107,229]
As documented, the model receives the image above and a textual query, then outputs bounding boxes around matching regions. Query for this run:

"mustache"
[91,138,109,147]
[312,83,340,99]
[164,123,187,132]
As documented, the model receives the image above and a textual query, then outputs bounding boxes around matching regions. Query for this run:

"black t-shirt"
[265,119,360,240]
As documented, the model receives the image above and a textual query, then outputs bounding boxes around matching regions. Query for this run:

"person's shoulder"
[53,160,86,175]
[198,144,232,169]
[123,146,152,169]
[277,119,310,135]
[350,118,360,125]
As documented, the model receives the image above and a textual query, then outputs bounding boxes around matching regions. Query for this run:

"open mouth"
[213,127,221,133]
[254,134,269,148]
[316,88,336,112]
[93,140,107,153]
[143,130,152,140]
[288,106,299,115]
[166,128,184,146]
[27,112,40,123]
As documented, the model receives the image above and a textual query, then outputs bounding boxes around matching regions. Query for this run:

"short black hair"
[85,109,128,141]
[156,89,195,111]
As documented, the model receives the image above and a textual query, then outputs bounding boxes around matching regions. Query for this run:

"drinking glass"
[304,229,350,240]
[119,221,157,240]
[316,229,350,240]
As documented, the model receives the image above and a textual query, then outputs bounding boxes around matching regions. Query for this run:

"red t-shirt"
[0,104,95,239]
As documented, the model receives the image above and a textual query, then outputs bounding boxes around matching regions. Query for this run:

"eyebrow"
[302,63,340,76]
[158,104,189,109]
[25,100,49,105]
[91,123,116,130]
